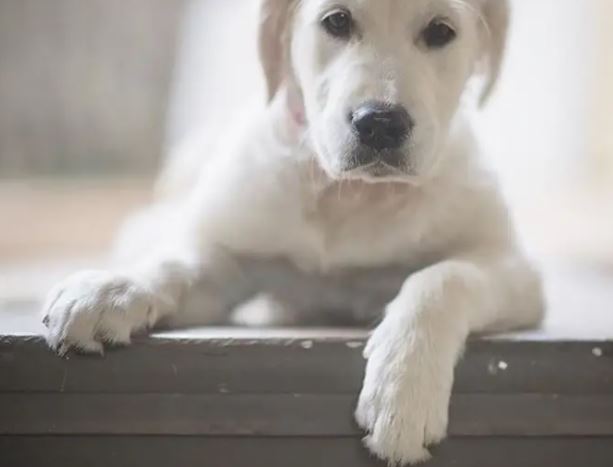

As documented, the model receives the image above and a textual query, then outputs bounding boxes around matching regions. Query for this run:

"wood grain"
[2,436,613,467]
[2,314,612,465]
[2,393,613,437]
[1,336,611,395]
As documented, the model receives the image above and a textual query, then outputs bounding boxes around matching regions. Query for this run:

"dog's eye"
[422,19,456,49]
[322,9,353,39]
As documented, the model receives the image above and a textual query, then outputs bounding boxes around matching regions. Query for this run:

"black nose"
[351,102,413,151]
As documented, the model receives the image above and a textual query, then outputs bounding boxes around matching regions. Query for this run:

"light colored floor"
[0,179,153,263]
[0,179,152,307]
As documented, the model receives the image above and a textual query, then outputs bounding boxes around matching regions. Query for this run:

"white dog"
[43,0,544,464]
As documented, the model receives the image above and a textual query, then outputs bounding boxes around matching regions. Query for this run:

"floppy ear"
[478,0,510,105]
[259,0,294,102]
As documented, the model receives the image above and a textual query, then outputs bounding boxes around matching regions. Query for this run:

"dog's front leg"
[355,253,543,465]
[42,244,231,355]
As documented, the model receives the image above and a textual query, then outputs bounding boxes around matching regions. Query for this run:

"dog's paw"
[42,270,158,355]
[355,329,452,466]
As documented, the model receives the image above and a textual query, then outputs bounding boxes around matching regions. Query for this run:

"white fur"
[43,0,543,464]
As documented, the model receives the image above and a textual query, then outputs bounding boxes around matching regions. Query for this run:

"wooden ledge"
[1,306,613,467]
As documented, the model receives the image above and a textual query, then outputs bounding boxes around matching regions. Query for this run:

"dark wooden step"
[1,307,612,466]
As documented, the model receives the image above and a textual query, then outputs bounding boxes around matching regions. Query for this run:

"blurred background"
[1,0,612,332]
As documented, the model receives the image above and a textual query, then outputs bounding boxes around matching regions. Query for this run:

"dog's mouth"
[341,159,414,183]
[330,144,414,182]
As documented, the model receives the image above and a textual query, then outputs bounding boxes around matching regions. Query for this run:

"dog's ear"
[477,0,510,105]
[259,0,294,102]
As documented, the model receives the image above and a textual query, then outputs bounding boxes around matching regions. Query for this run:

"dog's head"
[259,0,508,183]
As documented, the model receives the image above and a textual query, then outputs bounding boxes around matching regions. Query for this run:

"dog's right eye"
[422,19,457,49]
[321,9,353,39]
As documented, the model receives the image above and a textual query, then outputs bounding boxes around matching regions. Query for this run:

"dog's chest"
[214,169,441,274]
[288,181,425,271]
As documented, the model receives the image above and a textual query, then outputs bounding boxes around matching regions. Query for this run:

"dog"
[42,0,544,464]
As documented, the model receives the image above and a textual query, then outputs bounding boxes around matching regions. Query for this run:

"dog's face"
[260,0,508,182]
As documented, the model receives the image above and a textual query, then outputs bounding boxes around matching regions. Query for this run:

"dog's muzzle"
[347,101,414,173]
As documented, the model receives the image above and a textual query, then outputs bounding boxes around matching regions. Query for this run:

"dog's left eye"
[321,9,353,39]
[422,19,457,49]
